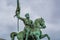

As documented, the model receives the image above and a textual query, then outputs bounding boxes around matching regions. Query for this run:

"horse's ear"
[41,17,43,19]
[40,17,45,22]
[41,17,43,20]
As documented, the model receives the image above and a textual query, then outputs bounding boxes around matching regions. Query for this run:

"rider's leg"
[18,38,23,40]
[40,34,50,40]
[25,29,30,40]
[25,31,30,40]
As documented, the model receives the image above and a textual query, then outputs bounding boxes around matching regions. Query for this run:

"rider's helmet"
[25,13,30,18]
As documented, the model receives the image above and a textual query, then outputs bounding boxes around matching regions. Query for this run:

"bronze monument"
[10,0,50,40]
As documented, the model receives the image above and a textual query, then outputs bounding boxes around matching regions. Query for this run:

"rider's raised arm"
[17,14,25,21]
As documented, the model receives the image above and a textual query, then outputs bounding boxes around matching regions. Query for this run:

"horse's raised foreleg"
[40,34,50,40]
[11,37,14,40]
[10,32,17,40]
[17,31,25,40]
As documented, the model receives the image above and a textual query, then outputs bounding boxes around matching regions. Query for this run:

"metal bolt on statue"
[10,0,50,40]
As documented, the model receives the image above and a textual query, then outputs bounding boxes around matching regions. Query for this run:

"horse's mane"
[34,17,44,23]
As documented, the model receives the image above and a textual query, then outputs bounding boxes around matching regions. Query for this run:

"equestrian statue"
[10,0,50,40]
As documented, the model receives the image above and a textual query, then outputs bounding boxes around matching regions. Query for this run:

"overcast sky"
[0,0,60,40]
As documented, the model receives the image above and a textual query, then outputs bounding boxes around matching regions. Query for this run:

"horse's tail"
[10,32,17,40]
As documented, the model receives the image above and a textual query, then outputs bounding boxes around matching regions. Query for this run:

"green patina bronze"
[10,0,50,40]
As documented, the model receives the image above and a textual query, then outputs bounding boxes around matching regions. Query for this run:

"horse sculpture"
[10,17,50,40]
[10,0,50,40]
[29,18,50,40]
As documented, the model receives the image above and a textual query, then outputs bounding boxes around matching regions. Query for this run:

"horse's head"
[39,18,46,29]
[34,18,46,29]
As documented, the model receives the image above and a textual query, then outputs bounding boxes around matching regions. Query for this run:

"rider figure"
[16,13,34,40]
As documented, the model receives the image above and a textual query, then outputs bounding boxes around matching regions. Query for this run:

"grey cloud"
[51,0,60,24]
[7,0,16,6]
